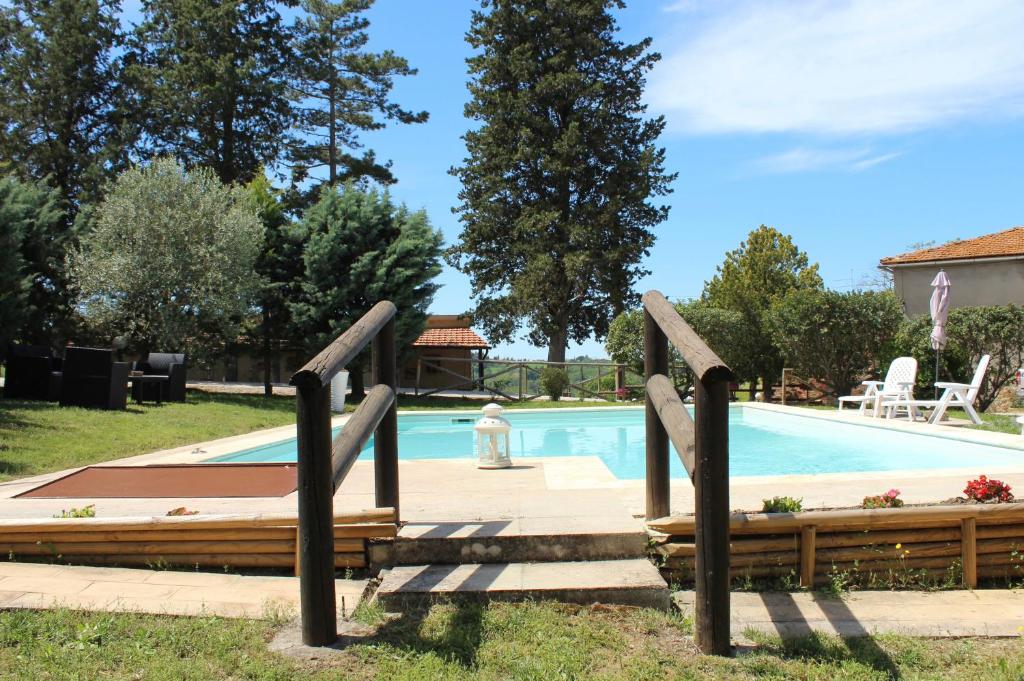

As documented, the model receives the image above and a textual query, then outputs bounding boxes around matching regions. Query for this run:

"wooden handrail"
[289,300,399,647]
[642,288,732,656]
[645,374,695,479]
[290,301,397,389]
[330,384,394,488]
[641,290,733,384]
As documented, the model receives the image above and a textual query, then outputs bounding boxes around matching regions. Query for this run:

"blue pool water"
[208,407,1023,479]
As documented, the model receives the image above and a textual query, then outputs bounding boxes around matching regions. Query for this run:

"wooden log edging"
[0,508,397,572]
[651,502,1024,588]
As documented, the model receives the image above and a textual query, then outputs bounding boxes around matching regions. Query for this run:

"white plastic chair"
[883,355,991,425]
[837,357,917,417]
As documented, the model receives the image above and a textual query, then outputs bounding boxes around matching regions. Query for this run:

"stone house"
[879,226,1024,316]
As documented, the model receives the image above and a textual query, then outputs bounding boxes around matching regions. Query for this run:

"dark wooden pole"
[373,316,399,519]
[644,309,670,520]
[295,383,336,646]
[694,376,731,656]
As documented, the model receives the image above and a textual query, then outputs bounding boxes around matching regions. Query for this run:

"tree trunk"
[262,311,273,397]
[350,363,366,401]
[760,372,772,402]
[546,329,567,366]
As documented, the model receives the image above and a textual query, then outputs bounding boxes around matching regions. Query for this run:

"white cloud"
[749,147,901,174]
[649,0,1024,135]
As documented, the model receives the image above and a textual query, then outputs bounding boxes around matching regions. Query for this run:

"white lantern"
[474,403,512,469]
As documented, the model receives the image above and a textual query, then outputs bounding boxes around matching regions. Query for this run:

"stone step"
[374,559,670,611]
[385,518,648,566]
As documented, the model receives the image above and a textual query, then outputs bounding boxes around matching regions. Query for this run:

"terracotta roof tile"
[880,226,1024,265]
[412,327,490,349]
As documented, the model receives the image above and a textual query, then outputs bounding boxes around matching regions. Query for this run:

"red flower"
[964,475,1014,503]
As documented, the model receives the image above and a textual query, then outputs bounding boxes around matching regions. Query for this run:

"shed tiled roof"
[412,327,490,349]
[880,226,1024,265]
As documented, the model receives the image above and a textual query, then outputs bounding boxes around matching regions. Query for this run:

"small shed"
[880,226,1024,316]
[402,316,490,390]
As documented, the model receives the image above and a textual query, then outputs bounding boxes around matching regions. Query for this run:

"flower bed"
[649,501,1024,589]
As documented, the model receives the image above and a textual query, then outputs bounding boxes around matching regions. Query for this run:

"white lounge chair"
[837,357,917,417]
[882,355,991,425]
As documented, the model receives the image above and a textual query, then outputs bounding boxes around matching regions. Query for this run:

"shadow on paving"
[758,591,902,680]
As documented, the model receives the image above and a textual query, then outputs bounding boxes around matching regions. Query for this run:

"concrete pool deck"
[2,402,1024,522]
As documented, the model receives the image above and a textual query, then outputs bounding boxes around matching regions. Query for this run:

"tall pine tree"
[0,0,129,209]
[448,0,674,363]
[290,185,442,398]
[287,0,427,199]
[128,0,292,184]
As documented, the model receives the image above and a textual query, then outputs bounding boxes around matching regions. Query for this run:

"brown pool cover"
[17,463,298,498]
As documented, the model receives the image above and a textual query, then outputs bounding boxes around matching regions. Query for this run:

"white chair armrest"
[934,382,971,390]
[861,380,884,387]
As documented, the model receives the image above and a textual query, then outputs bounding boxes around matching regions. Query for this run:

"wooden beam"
[295,382,336,646]
[961,517,977,588]
[641,290,734,384]
[645,373,696,479]
[644,308,670,520]
[373,315,399,518]
[290,301,396,389]
[331,384,394,489]
[800,526,816,588]
[0,509,397,533]
[693,376,731,656]
[648,501,1024,535]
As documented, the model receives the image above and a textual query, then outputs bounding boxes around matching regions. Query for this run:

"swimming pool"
[207,406,1024,479]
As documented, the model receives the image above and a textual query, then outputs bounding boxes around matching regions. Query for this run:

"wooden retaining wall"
[0,508,397,572]
[648,502,1024,587]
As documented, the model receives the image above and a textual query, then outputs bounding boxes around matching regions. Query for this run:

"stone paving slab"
[0,562,367,619]
[377,559,670,610]
[674,590,1024,638]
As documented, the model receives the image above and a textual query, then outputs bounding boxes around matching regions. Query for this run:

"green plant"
[863,488,904,509]
[539,367,570,401]
[964,475,1014,502]
[761,496,803,513]
[70,158,263,360]
[54,505,95,519]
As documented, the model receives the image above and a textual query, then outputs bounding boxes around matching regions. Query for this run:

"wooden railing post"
[644,309,670,520]
[295,382,336,646]
[694,375,731,656]
[961,517,977,588]
[373,315,399,520]
[800,525,816,588]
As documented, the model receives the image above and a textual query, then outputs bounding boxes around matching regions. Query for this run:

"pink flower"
[885,488,900,498]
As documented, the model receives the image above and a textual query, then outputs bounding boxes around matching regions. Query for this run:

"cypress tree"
[290,186,443,398]
[448,0,675,363]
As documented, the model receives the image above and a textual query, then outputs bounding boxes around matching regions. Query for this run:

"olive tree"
[769,289,903,400]
[70,158,263,359]
[894,305,1024,411]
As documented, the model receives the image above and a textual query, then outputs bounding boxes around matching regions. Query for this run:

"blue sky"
[127,0,1024,359]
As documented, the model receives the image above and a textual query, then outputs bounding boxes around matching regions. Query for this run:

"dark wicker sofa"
[3,344,63,401]
[59,347,129,410]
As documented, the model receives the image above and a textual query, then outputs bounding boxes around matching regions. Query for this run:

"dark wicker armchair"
[3,344,62,401]
[59,347,129,410]
[133,352,187,403]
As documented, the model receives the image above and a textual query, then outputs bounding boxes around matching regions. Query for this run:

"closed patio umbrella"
[929,270,951,397]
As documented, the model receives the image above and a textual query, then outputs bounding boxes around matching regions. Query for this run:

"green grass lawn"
[0,391,296,481]
[1,603,1021,680]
